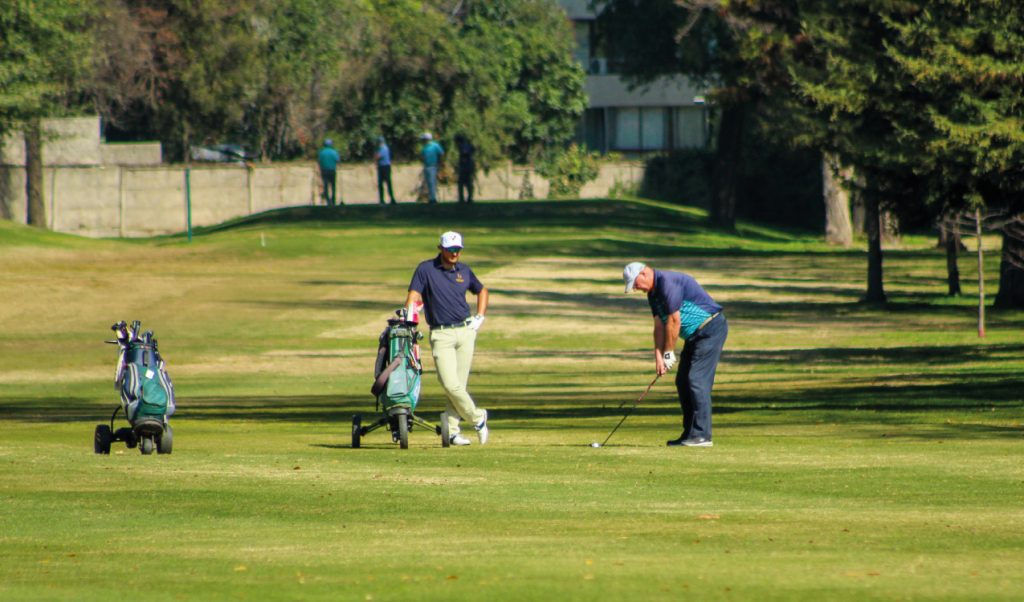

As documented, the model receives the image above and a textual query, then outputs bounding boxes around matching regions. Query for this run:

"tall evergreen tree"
[884,0,1024,307]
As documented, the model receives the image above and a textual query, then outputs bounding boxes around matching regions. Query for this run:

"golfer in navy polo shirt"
[623,262,727,447]
[405,231,489,446]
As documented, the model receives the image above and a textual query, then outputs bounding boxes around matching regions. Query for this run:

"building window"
[611,107,668,151]
[573,21,591,67]
[641,108,666,150]
[613,108,640,150]
[673,107,707,149]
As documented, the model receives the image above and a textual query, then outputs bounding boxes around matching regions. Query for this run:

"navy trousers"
[676,313,727,440]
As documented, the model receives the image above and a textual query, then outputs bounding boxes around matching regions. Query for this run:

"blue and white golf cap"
[623,262,646,293]
[440,231,463,249]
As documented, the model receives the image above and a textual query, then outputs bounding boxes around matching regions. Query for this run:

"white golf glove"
[468,314,486,331]
[662,351,676,372]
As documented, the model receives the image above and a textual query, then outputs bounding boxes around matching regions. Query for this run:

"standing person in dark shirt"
[405,231,490,445]
[375,136,397,205]
[454,134,476,204]
[623,262,727,447]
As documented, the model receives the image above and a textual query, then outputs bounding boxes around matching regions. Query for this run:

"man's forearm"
[663,313,681,352]
[476,288,489,316]
[653,319,666,354]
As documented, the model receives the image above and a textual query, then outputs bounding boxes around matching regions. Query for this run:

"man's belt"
[432,318,472,330]
[696,312,722,333]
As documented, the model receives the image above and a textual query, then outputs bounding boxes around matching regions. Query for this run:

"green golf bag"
[372,319,422,412]
[95,320,175,455]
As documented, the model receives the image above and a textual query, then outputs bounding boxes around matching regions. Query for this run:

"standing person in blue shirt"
[454,134,475,204]
[317,139,341,206]
[420,132,444,204]
[623,262,727,447]
[404,231,489,446]
[375,136,396,205]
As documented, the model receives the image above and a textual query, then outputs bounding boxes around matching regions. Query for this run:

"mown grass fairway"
[1,200,1022,601]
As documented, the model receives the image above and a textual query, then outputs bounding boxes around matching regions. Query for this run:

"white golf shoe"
[475,410,489,445]
[449,434,471,446]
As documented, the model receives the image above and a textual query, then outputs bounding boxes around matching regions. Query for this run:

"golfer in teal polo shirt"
[405,231,489,445]
[624,262,727,447]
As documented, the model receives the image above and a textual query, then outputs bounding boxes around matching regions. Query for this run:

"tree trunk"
[863,188,886,303]
[822,153,853,246]
[850,173,866,234]
[943,221,961,296]
[710,104,743,230]
[25,119,46,228]
[993,220,1024,308]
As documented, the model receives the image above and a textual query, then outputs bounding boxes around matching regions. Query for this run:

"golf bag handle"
[370,357,403,397]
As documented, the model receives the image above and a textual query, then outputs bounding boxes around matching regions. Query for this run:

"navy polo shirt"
[409,255,484,327]
[647,269,722,339]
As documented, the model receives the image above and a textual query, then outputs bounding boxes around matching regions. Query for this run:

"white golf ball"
[590,442,601,448]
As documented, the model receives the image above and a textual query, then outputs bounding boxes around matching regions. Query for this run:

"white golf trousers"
[429,326,485,435]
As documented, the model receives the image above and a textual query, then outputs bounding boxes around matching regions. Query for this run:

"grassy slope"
[0,201,1021,601]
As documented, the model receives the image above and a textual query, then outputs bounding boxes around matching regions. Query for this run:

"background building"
[560,0,711,155]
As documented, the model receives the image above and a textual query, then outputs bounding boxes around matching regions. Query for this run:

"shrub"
[535,144,601,199]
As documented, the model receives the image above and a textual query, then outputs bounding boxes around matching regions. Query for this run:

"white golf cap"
[421,132,433,140]
[623,262,646,293]
[440,231,463,249]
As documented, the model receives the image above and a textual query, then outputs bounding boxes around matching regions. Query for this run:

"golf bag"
[118,330,175,424]
[95,320,175,455]
[353,307,447,449]
[371,310,422,412]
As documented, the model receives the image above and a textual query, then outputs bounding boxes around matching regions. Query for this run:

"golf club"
[593,374,661,447]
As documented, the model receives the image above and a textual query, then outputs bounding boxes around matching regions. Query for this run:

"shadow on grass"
[725,343,1024,366]
[2,373,1020,441]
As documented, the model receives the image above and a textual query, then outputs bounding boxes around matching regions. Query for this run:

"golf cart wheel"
[440,417,450,448]
[351,415,362,449]
[398,414,409,449]
[94,425,112,455]
[140,436,155,455]
[157,424,173,455]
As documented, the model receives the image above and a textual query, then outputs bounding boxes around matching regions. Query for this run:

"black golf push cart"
[94,321,175,455]
[352,308,449,449]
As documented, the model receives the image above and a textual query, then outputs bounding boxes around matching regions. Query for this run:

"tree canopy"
[32,0,582,166]
[0,0,92,135]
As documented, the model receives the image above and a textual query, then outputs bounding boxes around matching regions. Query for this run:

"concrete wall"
[1,116,163,168]
[1,116,104,166]
[100,142,163,166]
[1,160,642,238]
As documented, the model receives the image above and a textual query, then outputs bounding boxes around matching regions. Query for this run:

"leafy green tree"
[0,0,92,226]
[86,0,267,161]
[335,0,584,169]
[245,0,369,160]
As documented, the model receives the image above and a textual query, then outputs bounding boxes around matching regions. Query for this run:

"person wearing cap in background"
[420,132,444,204]
[375,136,397,205]
[405,231,489,445]
[623,262,727,447]
[318,138,341,206]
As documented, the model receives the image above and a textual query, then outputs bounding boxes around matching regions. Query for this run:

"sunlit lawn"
[1,200,1021,601]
